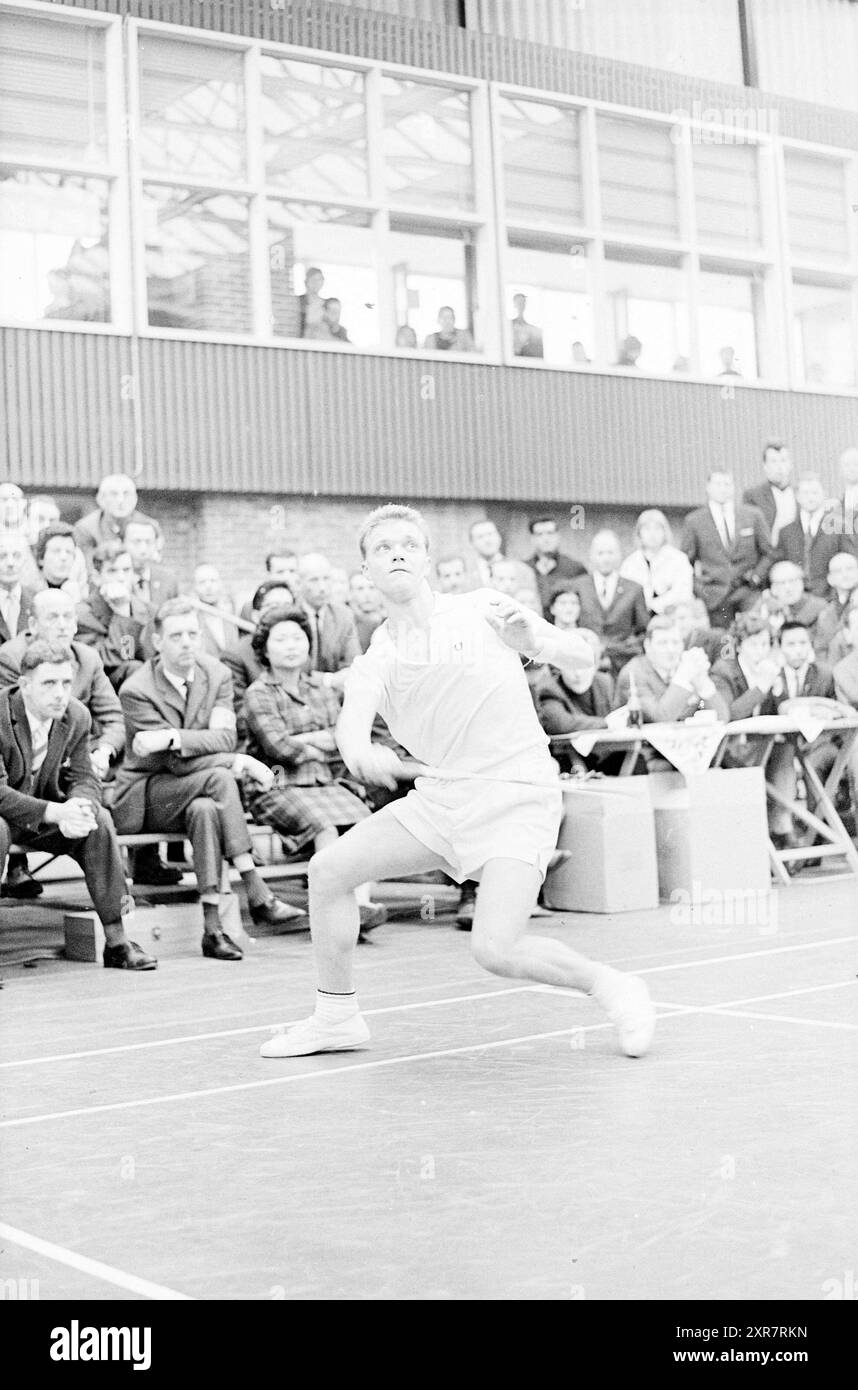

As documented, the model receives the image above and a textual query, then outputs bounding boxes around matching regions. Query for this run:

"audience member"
[775,620,834,700]
[22,494,89,596]
[424,306,475,353]
[570,531,649,676]
[667,599,728,666]
[525,516,586,615]
[348,571,385,652]
[619,509,694,614]
[395,325,417,348]
[0,532,37,647]
[238,547,299,622]
[614,617,728,723]
[73,474,157,566]
[297,553,361,691]
[123,518,178,610]
[298,267,326,338]
[35,523,86,603]
[222,579,295,739]
[0,640,156,969]
[435,556,470,594]
[510,294,544,358]
[112,598,301,959]
[549,588,582,632]
[775,474,840,595]
[616,336,642,368]
[682,469,774,628]
[75,542,153,690]
[192,564,239,657]
[467,520,531,592]
[812,553,858,661]
[742,440,796,546]
[0,482,27,531]
[718,346,742,377]
[537,653,614,735]
[571,341,591,365]
[322,298,350,343]
[761,561,826,643]
[831,445,858,551]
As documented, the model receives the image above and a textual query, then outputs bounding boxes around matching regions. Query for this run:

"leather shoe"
[132,858,184,886]
[249,896,307,929]
[103,940,158,971]
[455,882,477,931]
[201,931,244,961]
[2,864,44,899]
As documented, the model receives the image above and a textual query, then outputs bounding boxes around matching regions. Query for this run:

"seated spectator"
[490,559,536,601]
[510,294,544,359]
[192,564,239,657]
[435,555,470,594]
[0,640,156,969]
[122,518,178,610]
[35,522,86,603]
[112,598,301,960]
[620,509,694,614]
[242,606,385,930]
[538,651,614,735]
[616,335,642,368]
[525,516,586,616]
[775,620,834,701]
[467,519,531,592]
[571,532,650,677]
[614,617,728,724]
[668,599,729,667]
[22,494,89,597]
[0,531,38,647]
[760,561,826,644]
[298,266,326,337]
[572,341,591,365]
[348,571,385,653]
[238,546,299,623]
[424,306,475,353]
[73,474,157,568]
[775,474,841,597]
[322,298,350,343]
[395,325,418,348]
[0,588,126,899]
[549,588,582,632]
[297,553,361,691]
[0,482,27,531]
[812,553,858,661]
[222,579,295,740]
[75,542,153,691]
[718,346,742,377]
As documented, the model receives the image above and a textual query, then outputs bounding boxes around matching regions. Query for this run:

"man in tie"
[466,520,531,593]
[613,617,728,723]
[682,469,774,629]
[775,620,834,702]
[122,518,178,611]
[742,440,797,547]
[761,561,826,646]
[75,542,153,691]
[111,597,303,960]
[775,474,841,596]
[0,531,37,648]
[0,639,156,970]
[569,532,650,677]
[297,554,361,692]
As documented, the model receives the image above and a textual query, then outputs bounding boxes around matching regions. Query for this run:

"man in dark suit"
[613,617,729,723]
[73,474,158,570]
[762,562,826,646]
[682,470,774,629]
[112,598,302,960]
[0,530,38,648]
[742,440,796,546]
[123,518,179,612]
[0,640,155,969]
[297,554,361,691]
[775,474,842,596]
[570,531,650,677]
[773,620,835,702]
[76,542,154,691]
[668,599,730,666]
[811,552,858,662]
[524,516,586,617]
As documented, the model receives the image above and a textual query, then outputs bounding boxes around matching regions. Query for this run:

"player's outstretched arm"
[482,594,595,680]
[336,669,405,791]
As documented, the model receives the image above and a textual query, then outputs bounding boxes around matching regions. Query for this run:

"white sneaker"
[259,1012,371,1058]
[600,973,656,1058]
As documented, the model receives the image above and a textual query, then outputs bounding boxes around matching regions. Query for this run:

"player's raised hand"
[484,595,537,654]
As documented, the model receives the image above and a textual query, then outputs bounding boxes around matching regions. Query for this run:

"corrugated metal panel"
[750,0,858,114]
[4,328,858,506]
[47,0,858,150]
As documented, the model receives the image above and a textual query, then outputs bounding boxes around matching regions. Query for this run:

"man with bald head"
[570,531,650,676]
[0,588,125,897]
[73,473,158,568]
[297,553,361,692]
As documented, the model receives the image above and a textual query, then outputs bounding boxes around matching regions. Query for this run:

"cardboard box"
[542,778,659,913]
[647,767,770,902]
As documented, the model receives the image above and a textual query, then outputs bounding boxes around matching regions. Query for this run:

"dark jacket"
[711,658,779,720]
[682,504,774,611]
[742,482,795,539]
[75,589,154,675]
[537,668,614,734]
[525,553,587,616]
[569,574,650,675]
[73,508,159,563]
[775,515,842,597]
[615,655,729,724]
[0,584,38,646]
[0,636,125,756]
[0,688,100,837]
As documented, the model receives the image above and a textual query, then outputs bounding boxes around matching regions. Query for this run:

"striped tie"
[31,723,50,775]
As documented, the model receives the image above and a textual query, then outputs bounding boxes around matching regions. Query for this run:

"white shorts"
[388,775,563,884]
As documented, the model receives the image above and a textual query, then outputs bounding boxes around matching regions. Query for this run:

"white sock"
[589,964,622,1009]
[315,989,359,1024]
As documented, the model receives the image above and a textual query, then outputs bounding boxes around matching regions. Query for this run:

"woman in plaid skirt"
[243,605,385,930]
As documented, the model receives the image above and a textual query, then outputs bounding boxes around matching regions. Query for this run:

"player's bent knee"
[308,843,357,897]
[471,937,517,978]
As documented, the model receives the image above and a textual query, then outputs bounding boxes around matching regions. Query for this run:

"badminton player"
[261,505,656,1059]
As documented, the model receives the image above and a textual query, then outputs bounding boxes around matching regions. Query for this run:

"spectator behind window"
[322,297,350,343]
[298,266,325,338]
[616,335,642,368]
[395,325,418,348]
[424,306,475,353]
[510,293,544,359]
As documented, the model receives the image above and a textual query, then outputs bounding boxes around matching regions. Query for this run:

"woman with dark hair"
[243,606,385,929]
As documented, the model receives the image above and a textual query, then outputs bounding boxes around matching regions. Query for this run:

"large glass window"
[0,12,107,165]
[0,169,110,323]
[792,279,855,388]
[383,77,473,212]
[261,59,367,201]
[498,96,583,226]
[598,116,679,241]
[698,264,761,381]
[505,235,592,365]
[604,250,688,373]
[267,202,378,345]
[784,149,850,266]
[389,221,478,350]
[137,36,246,181]
[143,185,251,332]
[693,142,761,252]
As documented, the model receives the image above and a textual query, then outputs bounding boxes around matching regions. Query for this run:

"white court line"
[0,986,536,1069]
[697,1008,856,1032]
[5,934,854,1070]
[0,1221,192,1300]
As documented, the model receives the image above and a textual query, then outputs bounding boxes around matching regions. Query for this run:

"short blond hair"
[358,504,430,558]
